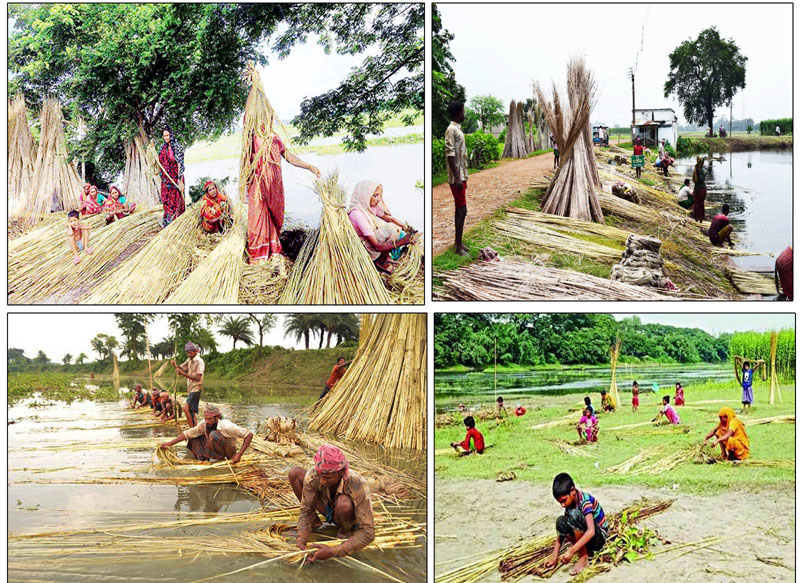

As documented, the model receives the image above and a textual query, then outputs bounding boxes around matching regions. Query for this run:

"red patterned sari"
[246,134,286,262]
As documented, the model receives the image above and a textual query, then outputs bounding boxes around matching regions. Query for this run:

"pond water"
[675,150,792,270]
[8,378,426,583]
[435,363,732,409]
[184,141,424,231]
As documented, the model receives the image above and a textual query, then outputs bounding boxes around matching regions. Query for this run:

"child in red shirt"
[451,415,485,454]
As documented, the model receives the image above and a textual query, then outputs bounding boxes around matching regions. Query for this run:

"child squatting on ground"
[450,415,485,455]
[545,472,608,576]
[66,210,93,264]
[653,395,681,425]
[576,407,598,442]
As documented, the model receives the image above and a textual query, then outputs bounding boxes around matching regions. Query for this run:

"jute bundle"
[165,201,246,304]
[502,100,529,159]
[505,207,630,242]
[769,331,782,405]
[21,99,83,225]
[112,353,120,389]
[609,336,621,408]
[494,217,621,260]
[121,123,161,207]
[387,232,425,304]
[265,416,301,445]
[309,314,426,449]
[534,57,603,222]
[434,261,672,301]
[80,204,205,304]
[238,254,291,304]
[729,270,776,296]
[8,208,160,304]
[8,94,37,212]
[279,172,393,304]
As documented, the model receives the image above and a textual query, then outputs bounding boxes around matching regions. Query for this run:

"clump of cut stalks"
[279,171,393,304]
[8,208,161,304]
[238,254,291,304]
[534,57,603,222]
[81,204,206,304]
[502,100,529,159]
[436,499,673,583]
[20,98,83,226]
[434,260,672,301]
[308,314,426,450]
[8,94,37,213]
[166,201,246,304]
[547,438,598,458]
[387,232,425,304]
[729,270,776,296]
[122,122,161,207]
[493,217,621,260]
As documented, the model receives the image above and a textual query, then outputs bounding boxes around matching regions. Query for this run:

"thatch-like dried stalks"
[387,233,425,304]
[309,314,426,449]
[494,217,621,259]
[20,99,83,226]
[8,94,37,212]
[279,172,393,304]
[505,207,630,242]
[8,208,161,304]
[609,336,621,407]
[502,100,529,159]
[534,57,603,222]
[434,261,672,301]
[729,270,776,296]
[80,204,206,304]
[165,202,246,304]
[121,123,161,207]
[238,254,292,304]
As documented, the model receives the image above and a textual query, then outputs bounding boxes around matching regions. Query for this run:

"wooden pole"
[609,336,621,409]
[494,333,498,402]
[145,328,154,393]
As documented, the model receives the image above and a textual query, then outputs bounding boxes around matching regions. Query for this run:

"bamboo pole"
[769,331,782,404]
[609,336,621,408]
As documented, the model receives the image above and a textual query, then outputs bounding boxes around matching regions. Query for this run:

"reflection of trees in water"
[174,484,245,514]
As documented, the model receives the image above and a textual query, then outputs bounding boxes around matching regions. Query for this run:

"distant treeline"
[729,330,795,377]
[760,118,792,135]
[434,314,731,370]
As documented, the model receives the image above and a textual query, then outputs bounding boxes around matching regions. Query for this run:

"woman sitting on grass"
[450,415,485,455]
[703,407,750,460]
[653,395,681,425]
[576,407,598,442]
[348,180,414,275]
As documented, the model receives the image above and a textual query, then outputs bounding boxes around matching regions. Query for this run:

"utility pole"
[628,68,636,141]
[729,100,733,137]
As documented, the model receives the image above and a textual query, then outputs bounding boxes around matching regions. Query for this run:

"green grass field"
[435,381,795,495]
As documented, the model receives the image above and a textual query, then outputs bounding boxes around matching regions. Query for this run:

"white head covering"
[348,180,388,232]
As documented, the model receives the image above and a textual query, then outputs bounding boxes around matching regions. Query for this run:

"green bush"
[432,139,446,175]
[760,118,792,136]
[498,127,507,143]
[676,136,709,156]
[465,131,499,168]
[188,176,231,204]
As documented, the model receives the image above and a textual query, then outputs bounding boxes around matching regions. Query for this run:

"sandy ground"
[435,478,794,582]
[432,153,554,256]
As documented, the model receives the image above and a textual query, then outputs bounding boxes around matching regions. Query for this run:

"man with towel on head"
[289,445,376,562]
[158,404,253,463]
[171,341,204,427]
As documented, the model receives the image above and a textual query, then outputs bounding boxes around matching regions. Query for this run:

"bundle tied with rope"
[264,416,303,457]
[8,94,37,213]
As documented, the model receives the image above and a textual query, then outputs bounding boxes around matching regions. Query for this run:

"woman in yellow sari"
[703,407,749,460]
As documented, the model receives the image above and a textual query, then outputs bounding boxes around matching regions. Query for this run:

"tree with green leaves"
[248,314,277,347]
[284,314,316,350]
[432,4,466,137]
[8,348,28,364]
[219,316,255,350]
[62,353,73,365]
[34,350,50,365]
[469,95,505,133]
[76,353,88,365]
[90,334,116,361]
[664,27,747,136]
[115,314,155,360]
[193,328,219,355]
[167,314,215,357]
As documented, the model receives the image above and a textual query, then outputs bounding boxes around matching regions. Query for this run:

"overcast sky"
[7,314,366,362]
[439,3,791,126]
[612,313,794,336]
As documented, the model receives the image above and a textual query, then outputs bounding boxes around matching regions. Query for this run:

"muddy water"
[676,149,792,270]
[435,363,729,408]
[8,380,426,582]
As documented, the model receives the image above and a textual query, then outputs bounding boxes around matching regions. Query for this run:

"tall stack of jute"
[502,99,529,159]
[8,94,37,213]
[22,99,83,226]
[534,57,604,222]
[309,314,426,450]
[122,123,161,207]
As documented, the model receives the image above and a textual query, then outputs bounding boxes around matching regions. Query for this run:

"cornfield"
[729,330,795,378]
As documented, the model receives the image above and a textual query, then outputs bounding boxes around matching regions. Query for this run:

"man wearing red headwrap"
[288,445,375,562]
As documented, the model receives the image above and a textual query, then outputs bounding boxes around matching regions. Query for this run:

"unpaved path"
[433,153,554,255]
[435,478,794,582]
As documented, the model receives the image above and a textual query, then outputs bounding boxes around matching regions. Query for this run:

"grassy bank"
[436,360,725,375]
[8,346,358,402]
[435,381,795,495]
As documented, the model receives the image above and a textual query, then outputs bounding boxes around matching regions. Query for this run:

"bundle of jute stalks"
[8,94,37,212]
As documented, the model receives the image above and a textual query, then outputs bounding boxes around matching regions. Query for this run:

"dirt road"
[435,478,794,582]
[432,153,554,255]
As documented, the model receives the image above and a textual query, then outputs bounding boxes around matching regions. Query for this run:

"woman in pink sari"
[245,123,319,263]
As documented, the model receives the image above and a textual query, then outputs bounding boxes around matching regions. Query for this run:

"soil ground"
[435,478,794,582]
[432,153,554,255]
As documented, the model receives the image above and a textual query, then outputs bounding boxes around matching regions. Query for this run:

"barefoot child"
[674,382,685,406]
[66,210,93,264]
[631,381,640,412]
[600,390,615,412]
[576,407,598,442]
[583,396,594,416]
[545,473,608,576]
[450,416,485,455]
[739,361,762,412]
[653,395,681,425]
[495,396,509,418]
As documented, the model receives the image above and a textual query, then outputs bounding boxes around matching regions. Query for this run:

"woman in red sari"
[158,126,186,227]
[245,122,320,262]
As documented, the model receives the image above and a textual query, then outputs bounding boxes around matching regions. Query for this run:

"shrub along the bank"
[432,130,500,176]
[760,118,792,136]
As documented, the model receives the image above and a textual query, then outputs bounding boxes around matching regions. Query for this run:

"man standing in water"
[445,101,469,256]
[289,445,375,562]
[158,404,253,463]
[171,341,204,427]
